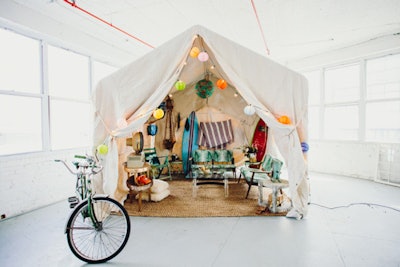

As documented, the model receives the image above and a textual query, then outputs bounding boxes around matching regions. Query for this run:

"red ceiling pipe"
[250,0,270,55]
[63,0,155,49]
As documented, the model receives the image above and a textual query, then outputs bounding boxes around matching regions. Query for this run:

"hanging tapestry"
[198,120,234,149]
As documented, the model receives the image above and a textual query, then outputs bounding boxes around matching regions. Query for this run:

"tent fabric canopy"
[92,25,309,218]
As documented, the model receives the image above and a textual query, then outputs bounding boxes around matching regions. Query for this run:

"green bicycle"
[55,155,130,263]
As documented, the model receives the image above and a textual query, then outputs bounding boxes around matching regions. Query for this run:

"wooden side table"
[170,160,183,174]
[124,163,152,211]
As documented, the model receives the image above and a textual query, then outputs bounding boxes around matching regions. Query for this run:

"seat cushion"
[193,150,213,163]
[151,179,169,193]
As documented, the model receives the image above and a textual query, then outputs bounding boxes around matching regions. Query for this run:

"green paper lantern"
[97,144,108,155]
[175,80,186,90]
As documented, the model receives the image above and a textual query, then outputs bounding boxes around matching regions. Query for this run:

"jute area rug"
[124,179,287,217]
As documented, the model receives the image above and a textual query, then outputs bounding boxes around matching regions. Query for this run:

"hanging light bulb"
[244,105,256,116]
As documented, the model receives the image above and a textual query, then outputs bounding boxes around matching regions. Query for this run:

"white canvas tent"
[93,25,309,218]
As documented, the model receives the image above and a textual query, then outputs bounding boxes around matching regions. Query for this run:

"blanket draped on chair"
[198,120,234,149]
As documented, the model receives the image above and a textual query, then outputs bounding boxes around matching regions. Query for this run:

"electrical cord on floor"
[309,202,400,213]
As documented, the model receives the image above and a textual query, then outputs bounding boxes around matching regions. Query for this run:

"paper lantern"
[175,80,186,90]
[198,52,209,62]
[301,142,309,152]
[153,108,164,120]
[278,115,291,124]
[190,47,200,58]
[216,79,227,89]
[97,144,108,155]
[244,105,256,116]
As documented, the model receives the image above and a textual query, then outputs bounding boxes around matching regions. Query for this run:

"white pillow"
[150,179,169,193]
[136,189,170,202]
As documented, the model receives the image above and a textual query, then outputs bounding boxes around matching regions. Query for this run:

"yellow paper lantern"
[190,47,200,58]
[153,108,164,120]
[278,115,291,124]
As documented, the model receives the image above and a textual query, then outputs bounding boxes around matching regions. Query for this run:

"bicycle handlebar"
[54,155,103,176]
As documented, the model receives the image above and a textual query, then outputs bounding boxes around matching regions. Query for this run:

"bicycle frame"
[56,155,104,231]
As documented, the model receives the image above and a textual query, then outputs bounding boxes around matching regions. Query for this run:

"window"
[308,106,320,140]
[325,64,360,103]
[303,70,321,105]
[92,60,117,91]
[0,95,42,155]
[0,27,119,155]
[324,105,359,140]
[367,54,400,100]
[0,28,41,93]
[365,101,400,143]
[48,45,89,99]
[50,100,92,150]
[47,45,92,150]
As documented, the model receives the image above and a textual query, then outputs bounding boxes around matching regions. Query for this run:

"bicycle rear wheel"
[66,196,131,263]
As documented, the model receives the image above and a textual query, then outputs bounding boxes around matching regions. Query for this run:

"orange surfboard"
[251,119,268,162]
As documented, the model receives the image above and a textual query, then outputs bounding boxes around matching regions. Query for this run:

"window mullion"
[359,59,366,142]
[41,41,51,151]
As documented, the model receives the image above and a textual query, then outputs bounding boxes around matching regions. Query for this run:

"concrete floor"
[1,172,399,267]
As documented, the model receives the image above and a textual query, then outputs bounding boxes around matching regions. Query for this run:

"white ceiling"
[4,0,400,68]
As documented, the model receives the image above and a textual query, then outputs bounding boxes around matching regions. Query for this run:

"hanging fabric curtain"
[198,120,234,149]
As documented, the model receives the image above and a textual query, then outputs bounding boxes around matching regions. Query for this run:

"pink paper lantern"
[198,52,209,62]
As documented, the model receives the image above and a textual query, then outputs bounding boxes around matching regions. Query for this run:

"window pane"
[48,45,89,99]
[324,105,359,140]
[92,61,117,91]
[0,95,42,155]
[325,64,360,103]
[303,70,320,105]
[366,54,400,100]
[366,101,400,143]
[308,106,320,139]
[0,28,41,93]
[50,100,92,150]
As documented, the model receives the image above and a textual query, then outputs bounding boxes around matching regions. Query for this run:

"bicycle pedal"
[68,197,79,208]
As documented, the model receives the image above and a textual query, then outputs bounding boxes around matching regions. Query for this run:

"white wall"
[0,149,88,219]
[308,141,400,185]
[308,141,379,180]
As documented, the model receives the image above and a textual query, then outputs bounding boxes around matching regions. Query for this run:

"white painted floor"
[1,172,399,267]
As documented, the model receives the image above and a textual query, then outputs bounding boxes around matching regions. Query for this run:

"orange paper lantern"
[216,79,227,89]
[278,115,291,124]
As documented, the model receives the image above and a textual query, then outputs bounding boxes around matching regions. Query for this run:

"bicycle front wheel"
[66,196,131,263]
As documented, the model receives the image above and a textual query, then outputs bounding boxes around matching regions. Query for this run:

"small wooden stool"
[124,163,152,211]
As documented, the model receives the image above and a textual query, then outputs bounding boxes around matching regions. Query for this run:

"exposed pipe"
[63,0,154,49]
[250,0,270,55]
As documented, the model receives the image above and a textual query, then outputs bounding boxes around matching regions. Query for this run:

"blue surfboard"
[182,111,199,177]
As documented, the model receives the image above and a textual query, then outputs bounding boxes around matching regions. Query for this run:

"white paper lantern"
[197,52,209,62]
[243,105,256,116]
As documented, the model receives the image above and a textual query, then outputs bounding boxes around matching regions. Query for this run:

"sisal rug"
[124,179,288,217]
